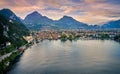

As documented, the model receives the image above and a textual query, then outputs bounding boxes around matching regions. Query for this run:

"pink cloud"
[0,0,120,24]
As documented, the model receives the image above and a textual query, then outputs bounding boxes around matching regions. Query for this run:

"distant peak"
[62,15,74,20]
[32,11,39,14]
[63,15,72,18]
[59,15,74,20]
[31,11,41,15]
[28,11,42,17]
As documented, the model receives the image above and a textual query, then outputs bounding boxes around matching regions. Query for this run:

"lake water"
[8,40,120,74]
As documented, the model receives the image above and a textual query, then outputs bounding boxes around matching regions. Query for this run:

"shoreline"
[0,41,34,74]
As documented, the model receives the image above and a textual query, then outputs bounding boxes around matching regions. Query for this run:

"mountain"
[0,9,29,49]
[0,8,22,23]
[101,20,120,29]
[54,16,88,29]
[24,11,54,30]
[24,12,89,30]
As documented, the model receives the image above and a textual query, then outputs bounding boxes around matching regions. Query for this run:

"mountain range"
[0,8,120,31]
[24,11,90,30]
[23,11,120,30]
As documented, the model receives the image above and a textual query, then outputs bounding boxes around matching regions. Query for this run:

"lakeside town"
[34,30,120,41]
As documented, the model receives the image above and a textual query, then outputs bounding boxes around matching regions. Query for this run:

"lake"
[8,40,120,74]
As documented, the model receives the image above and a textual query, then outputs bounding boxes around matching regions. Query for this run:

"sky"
[0,0,120,25]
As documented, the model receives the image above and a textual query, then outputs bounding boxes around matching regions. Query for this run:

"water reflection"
[8,40,120,74]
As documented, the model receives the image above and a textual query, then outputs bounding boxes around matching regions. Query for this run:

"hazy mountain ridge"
[101,20,120,29]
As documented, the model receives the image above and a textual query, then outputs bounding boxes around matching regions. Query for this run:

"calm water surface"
[8,40,120,74]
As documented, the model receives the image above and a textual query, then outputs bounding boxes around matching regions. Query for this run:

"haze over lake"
[8,40,120,74]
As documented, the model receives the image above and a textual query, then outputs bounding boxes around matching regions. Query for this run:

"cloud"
[69,0,84,3]
[0,0,120,24]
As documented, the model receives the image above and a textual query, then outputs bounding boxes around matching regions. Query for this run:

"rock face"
[0,9,29,48]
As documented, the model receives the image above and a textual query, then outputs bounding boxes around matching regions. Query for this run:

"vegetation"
[5,45,15,53]
[99,33,110,39]
[114,35,120,41]
[60,33,79,42]
[0,14,29,56]
[0,9,31,73]
[60,33,67,41]
[0,51,19,74]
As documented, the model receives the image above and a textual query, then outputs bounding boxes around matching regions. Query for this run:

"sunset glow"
[0,0,120,24]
